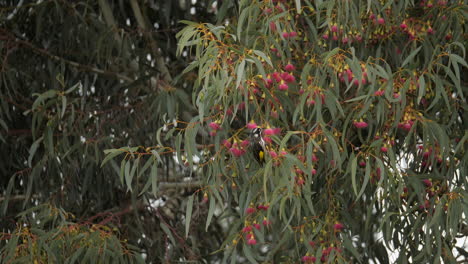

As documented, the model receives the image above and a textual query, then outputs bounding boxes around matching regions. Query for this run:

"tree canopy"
[1,0,468,263]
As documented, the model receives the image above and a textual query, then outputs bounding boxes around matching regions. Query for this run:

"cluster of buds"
[282,31,298,39]
[265,70,296,91]
[301,255,317,263]
[223,139,249,157]
[338,65,368,86]
[322,22,364,45]
[353,119,368,129]
[305,89,325,107]
[399,18,437,41]
[320,246,343,262]
[208,121,221,136]
[245,232,257,245]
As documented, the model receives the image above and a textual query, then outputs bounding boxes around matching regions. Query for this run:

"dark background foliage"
[1,0,467,263]
[0,0,236,262]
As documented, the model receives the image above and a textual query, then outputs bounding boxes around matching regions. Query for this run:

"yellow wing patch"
[259,151,264,161]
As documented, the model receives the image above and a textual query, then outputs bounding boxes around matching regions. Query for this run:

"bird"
[250,127,266,164]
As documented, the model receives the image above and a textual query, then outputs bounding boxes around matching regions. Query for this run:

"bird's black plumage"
[250,127,266,164]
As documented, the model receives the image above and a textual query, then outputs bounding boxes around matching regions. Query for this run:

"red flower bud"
[247,238,257,245]
[209,122,221,130]
[284,63,295,72]
[333,223,344,231]
[247,122,258,129]
[279,83,289,91]
[246,207,256,214]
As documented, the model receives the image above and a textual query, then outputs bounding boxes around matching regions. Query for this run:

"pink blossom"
[242,226,252,232]
[247,122,258,129]
[422,179,432,187]
[374,90,385,96]
[272,72,282,82]
[246,207,256,214]
[253,224,261,230]
[247,238,257,245]
[222,139,231,148]
[284,63,295,72]
[323,34,329,40]
[311,168,317,175]
[333,223,344,231]
[380,146,388,153]
[241,139,250,148]
[353,121,368,129]
[400,23,407,30]
[230,148,243,157]
[312,154,318,162]
[209,122,220,130]
[289,31,297,38]
[262,219,272,226]
[264,128,275,135]
[263,136,272,144]
[331,25,338,32]
[269,150,278,158]
[282,32,289,38]
[283,73,295,83]
[301,256,316,263]
[279,83,289,91]
[377,17,385,25]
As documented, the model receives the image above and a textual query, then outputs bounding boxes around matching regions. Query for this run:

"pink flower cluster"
[209,121,221,136]
[265,71,296,91]
[223,139,249,157]
[301,256,316,263]
[353,121,368,129]
[282,31,298,39]
[263,127,281,136]
[398,120,414,132]
[338,68,368,86]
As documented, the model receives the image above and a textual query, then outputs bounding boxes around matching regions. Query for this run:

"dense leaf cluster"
[175,0,468,263]
[0,0,467,263]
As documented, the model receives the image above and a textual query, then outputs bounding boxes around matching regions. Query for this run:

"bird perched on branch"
[250,127,266,164]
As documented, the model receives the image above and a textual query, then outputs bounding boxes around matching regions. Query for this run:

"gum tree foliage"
[173,0,468,263]
[0,0,467,264]
[0,0,237,263]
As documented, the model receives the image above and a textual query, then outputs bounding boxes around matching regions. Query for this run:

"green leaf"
[160,222,176,245]
[295,0,302,14]
[356,160,370,200]
[206,193,216,230]
[32,89,57,110]
[185,194,194,238]
[253,50,273,67]
[101,149,125,167]
[351,155,358,196]
[28,136,43,167]
[151,163,158,196]
[417,74,426,105]
[235,59,246,89]
[401,46,421,67]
